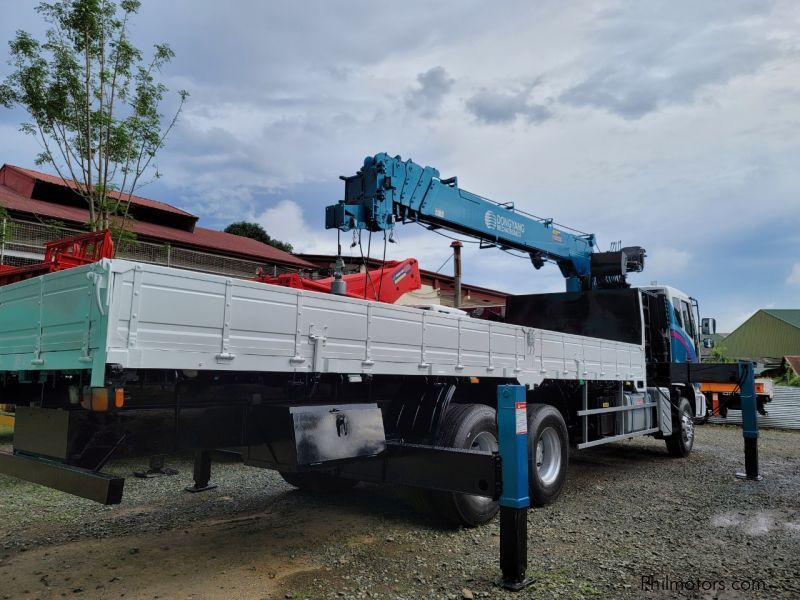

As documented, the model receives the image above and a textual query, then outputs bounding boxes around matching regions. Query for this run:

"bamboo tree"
[0,0,187,234]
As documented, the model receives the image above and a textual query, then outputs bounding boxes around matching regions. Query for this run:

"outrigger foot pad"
[184,483,218,493]
[497,576,535,592]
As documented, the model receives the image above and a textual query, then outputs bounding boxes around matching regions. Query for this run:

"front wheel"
[527,404,569,506]
[665,397,695,457]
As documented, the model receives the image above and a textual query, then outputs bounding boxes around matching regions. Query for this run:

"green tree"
[776,361,800,387]
[224,221,294,253]
[708,344,733,363]
[0,0,187,233]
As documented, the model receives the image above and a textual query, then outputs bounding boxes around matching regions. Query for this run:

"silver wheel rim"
[536,426,562,486]
[471,430,498,453]
[681,410,694,446]
[463,431,499,507]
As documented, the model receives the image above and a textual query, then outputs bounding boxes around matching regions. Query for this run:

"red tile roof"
[5,164,196,218]
[0,166,314,269]
[787,356,800,377]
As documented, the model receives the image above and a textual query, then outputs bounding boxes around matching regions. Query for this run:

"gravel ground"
[1,424,798,599]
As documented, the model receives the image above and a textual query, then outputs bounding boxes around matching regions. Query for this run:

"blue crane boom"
[326,153,644,291]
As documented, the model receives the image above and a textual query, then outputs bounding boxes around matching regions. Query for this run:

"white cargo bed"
[0,259,646,387]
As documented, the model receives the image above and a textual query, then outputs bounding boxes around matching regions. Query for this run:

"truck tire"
[527,404,569,507]
[432,403,500,527]
[665,397,694,458]
[279,470,358,493]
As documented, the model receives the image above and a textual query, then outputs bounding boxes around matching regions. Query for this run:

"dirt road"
[1,424,798,599]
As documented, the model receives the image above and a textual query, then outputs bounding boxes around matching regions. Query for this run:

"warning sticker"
[515,401,527,435]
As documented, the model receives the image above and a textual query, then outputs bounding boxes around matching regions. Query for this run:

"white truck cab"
[640,285,707,419]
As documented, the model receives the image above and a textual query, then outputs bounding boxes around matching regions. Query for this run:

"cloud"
[405,67,455,118]
[644,247,691,277]
[254,199,333,255]
[559,2,789,119]
[0,123,41,167]
[3,1,800,325]
[787,263,800,287]
[466,87,553,125]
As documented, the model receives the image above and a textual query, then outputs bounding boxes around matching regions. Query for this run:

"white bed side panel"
[100,260,646,387]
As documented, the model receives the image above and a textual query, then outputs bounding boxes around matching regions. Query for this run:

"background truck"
[0,153,719,530]
[700,378,774,421]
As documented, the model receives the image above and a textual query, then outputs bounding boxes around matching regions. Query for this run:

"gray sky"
[2,0,799,331]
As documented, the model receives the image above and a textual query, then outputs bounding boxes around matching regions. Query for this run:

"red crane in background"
[0,229,421,304]
[0,230,115,286]
[253,258,421,303]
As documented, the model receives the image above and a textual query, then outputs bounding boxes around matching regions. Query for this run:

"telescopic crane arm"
[326,153,644,292]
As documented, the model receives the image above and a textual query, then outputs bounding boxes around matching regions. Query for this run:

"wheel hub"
[682,411,694,446]
[536,426,562,486]
[465,431,499,508]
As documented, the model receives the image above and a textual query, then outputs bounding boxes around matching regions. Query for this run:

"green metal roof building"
[723,309,800,360]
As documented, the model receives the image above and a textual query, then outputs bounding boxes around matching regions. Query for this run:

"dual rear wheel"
[282,398,695,528]
[432,402,569,527]
[280,402,571,529]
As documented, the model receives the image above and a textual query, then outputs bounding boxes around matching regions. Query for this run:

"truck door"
[670,296,699,363]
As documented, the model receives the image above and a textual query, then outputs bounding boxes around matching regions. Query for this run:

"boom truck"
[0,153,751,572]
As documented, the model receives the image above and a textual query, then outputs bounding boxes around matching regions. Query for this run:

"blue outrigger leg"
[735,361,762,481]
[496,385,534,591]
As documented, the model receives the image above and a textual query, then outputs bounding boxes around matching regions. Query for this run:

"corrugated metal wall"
[709,386,800,430]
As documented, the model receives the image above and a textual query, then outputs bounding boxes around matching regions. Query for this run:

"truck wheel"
[279,470,358,493]
[665,397,694,458]
[527,404,569,507]
[432,404,499,527]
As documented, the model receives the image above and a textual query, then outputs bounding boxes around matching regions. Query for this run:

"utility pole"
[451,240,462,309]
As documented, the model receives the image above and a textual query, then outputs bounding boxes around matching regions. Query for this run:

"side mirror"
[701,317,716,336]
[703,338,715,349]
